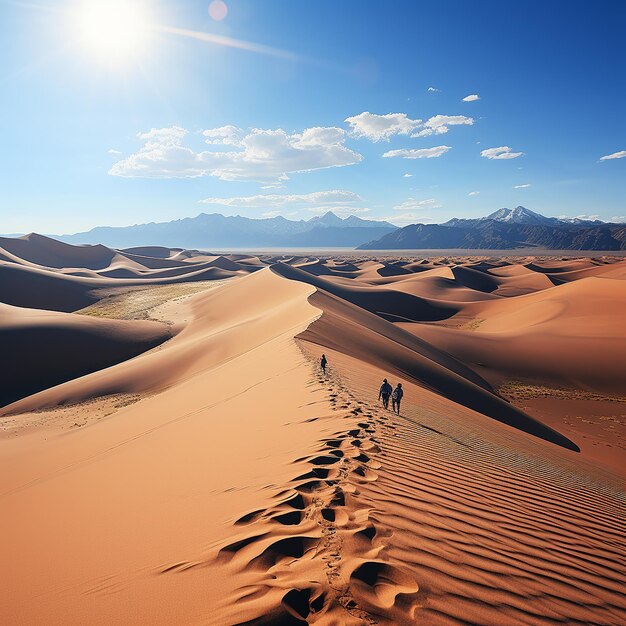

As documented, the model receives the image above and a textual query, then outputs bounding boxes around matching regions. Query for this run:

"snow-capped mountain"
[486,206,554,225]
[556,216,605,226]
[359,206,626,250]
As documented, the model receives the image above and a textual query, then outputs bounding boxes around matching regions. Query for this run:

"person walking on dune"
[378,378,392,409]
[320,354,327,374]
[391,383,403,414]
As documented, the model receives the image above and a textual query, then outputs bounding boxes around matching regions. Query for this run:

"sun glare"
[71,0,153,64]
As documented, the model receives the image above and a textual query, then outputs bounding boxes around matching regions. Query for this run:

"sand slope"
[0,303,172,408]
[0,234,261,312]
[403,277,626,393]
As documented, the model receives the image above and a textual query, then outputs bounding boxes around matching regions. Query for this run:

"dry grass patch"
[78,280,230,321]
[462,318,485,331]
[500,381,626,403]
[0,393,146,437]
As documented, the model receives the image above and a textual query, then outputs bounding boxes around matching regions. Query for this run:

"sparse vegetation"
[499,381,626,403]
[463,318,485,331]
[77,280,229,321]
[0,393,146,437]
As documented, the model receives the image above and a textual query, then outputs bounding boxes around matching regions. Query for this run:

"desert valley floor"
[1,233,625,625]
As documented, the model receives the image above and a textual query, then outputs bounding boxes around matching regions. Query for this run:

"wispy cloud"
[403,173,413,178]
[514,183,531,189]
[199,190,361,207]
[381,213,435,226]
[610,215,626,222]
[411,114,474,137]
[468,191,480,196]
[481,146,524,160]
[427,86,440,93]
[462,94,480,102]
[600,150,626,161]
[107,149,122,156]
[382,146,451,159]
[393,198,441,210]
[155,25,299,61]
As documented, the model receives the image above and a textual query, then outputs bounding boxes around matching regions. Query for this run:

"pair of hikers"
[321,355,403,415]
[378,379,403,414]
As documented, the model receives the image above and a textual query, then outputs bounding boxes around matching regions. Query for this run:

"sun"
[70,0,153,64]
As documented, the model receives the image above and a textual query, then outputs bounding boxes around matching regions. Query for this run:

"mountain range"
[26,206,626,250]
[55,211,396,249]
[358,207,626,250]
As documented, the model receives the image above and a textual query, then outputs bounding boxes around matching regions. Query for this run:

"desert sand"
[1,234,625,624]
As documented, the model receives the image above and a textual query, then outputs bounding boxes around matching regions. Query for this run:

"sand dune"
[403,276,626,393]
[1,236,625,624]
[0,235,259,312]
[274,262,461,322]
[0,233,120,269]
[272,264,578,451]
[0,269,309,415]
[0,303,172,408]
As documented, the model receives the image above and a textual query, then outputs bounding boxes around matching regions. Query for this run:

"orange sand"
[1,235,624,624]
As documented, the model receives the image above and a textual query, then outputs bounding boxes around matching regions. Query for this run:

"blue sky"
[1,0,625,234]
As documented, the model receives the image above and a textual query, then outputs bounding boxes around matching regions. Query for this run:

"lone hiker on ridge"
[320,354,327,374]
[378,378,392,409]
[391,383,403,415]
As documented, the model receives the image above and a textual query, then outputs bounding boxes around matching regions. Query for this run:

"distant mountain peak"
[358,205,626,251]
[486,206,553,225]
[308,210,344,225]
[308,211,394,229]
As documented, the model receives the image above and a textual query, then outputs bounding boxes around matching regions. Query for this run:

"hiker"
[320,354,327,374]
[391,383,403,414]
[378,378,392,409]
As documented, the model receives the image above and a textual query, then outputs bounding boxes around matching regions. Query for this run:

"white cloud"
[202,125,244,146]
[403,173,413,178]
[382,145,451,159]
[462,94,480,102]
[107,149,122,156]
[138,126,188,143]
[468,191,480,196]
[427,87,440,93]
[199,190,361,207]
[481,146,524,160]
[344,112,422,141]
[411,114,474,137]
[109,125,363,182]
[345,112,473,141]
[393,198,441,210]
[514,183,531,189]
[600,150,626,161]
[261,210,282,218]
[610,216,626,222]
[109,126,208,178]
